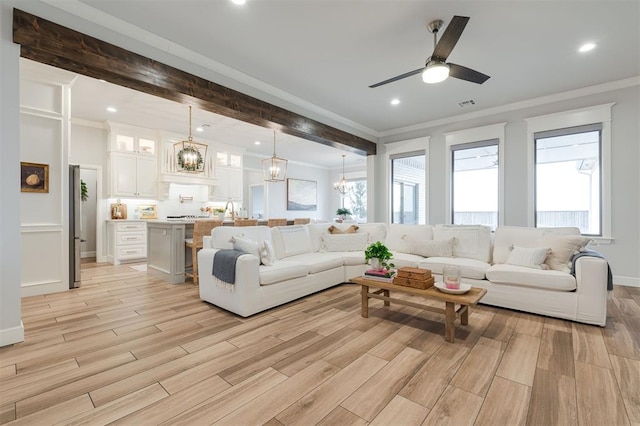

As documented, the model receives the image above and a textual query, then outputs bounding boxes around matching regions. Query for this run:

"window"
[391,153,425,224]
[527,103,613,239]
[451,140,499,229]
[343,179,367,222]
[535,124,602,235]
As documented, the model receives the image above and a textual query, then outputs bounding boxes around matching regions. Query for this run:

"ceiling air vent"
[458,99,476,108]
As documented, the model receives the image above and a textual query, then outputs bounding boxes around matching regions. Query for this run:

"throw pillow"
[322,233,369,252]
[410,237,456,258]
[260,240,276,266]
[541,234,592,273]
[506,245,550,269]
[327,224,359,234]
[229,235,261,258]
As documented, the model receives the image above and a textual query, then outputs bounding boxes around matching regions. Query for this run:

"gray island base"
[146,221,193,284]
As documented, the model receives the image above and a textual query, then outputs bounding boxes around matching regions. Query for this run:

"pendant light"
[334,154,348,194]
[262,130,287,182]
[174,105,207,173]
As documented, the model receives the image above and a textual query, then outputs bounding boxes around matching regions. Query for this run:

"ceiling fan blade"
[432,15,469,61]
[448,63,490,84]
[368,68,424,88]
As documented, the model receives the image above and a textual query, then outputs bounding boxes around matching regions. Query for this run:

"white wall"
[379,84,640,286]
[0,1,24,346]
[243,154,334,221]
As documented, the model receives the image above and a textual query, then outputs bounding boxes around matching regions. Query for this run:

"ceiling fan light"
[422,61,450,84]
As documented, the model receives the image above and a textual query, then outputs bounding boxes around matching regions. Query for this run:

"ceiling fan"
[369,15,490,88]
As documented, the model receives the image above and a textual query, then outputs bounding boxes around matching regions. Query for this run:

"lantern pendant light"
[174,105,207,174]
[262,130,288,182]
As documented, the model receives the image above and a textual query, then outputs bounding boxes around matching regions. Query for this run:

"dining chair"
[185,219,222,284]
[234,219,258,227]
[267,218,288,227]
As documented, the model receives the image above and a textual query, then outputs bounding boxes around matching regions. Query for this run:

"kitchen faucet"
[224,200,235,219]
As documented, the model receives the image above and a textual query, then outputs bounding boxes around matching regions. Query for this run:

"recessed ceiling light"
[254,141,261,145]
[579,42,596,53]
[390,98,400,106]
[231,0,246,4]
[196,127,204,132]
[98,79,107,83]
[106,107,117,112]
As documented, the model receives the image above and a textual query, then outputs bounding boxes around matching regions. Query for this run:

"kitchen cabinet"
[214,167,243,201]
[110,153,157,198]
[212,151,243,201]
[108,122,158,198]
[106,220,147,265]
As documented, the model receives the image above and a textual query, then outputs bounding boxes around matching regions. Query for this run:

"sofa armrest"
[574,256,608,326]
[197,248,261,316]
[203,235,213,249]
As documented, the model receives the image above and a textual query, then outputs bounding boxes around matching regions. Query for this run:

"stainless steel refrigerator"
[69,165,81,288]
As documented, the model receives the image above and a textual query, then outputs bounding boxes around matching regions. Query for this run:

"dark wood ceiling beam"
[13,9,376,156]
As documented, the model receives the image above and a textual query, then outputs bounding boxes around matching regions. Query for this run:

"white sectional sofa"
[198,222,609,326]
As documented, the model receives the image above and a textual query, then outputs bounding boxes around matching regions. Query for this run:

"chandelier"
[262,130,288,182]
[334,154,348,194]
[174,106,207,173]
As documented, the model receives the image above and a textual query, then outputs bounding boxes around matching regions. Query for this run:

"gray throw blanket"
[571,249,613,291]
[213,249,245,284]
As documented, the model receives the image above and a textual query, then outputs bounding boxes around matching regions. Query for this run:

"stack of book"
[363,268,397,283]
[393,267,434,289]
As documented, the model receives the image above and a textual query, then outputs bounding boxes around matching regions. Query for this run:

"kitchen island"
[146,220,193,284]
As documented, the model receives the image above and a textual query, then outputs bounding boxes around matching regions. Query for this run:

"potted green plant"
[364,241,395,271]
[336,207,352,221]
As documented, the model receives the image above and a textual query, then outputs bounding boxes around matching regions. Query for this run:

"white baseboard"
[81,251,96,258]
[614,275,640,288]
[0,321,24,347]
[21,280,67,297]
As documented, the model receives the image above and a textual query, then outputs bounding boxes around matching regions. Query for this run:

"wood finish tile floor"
[1,260,638,425]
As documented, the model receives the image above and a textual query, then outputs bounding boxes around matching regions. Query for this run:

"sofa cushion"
[434,224,492,263]
[284,252,344,274]
[259,260,309,285]
[506,246,550,269]
[411,238,455,258]
[418,257,490,280]
[341,252,368,266]
[541,234,592,273]
[322,233,369,252]
[271,225,313,259]
[389,252,425,269]
[486,264,576,291]
[493,226,580,265]
[357,223,387,245]
[212,226,272,249]
[385,224,433,254]
[260,240,276,266]
[229,236,261,258]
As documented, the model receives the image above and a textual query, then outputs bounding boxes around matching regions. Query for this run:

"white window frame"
[383,137,429,224]
[526,103,614,242]
[444,123,506,227]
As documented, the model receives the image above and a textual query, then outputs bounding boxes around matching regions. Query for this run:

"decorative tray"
[435,282,472,295]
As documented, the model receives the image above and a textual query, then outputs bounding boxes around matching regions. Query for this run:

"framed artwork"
[138,204,158,219]
[20,162,49,193]
[287,178,317,211]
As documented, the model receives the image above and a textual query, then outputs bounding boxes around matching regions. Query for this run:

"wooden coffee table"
[351,276,487,343]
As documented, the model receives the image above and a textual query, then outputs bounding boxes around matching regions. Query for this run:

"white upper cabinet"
[107,122,158,198]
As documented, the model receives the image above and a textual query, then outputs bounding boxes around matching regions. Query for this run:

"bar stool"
[185,219,222,284]
[293,218,310,225]
[234,219,258,227]
[267,218,288,227]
